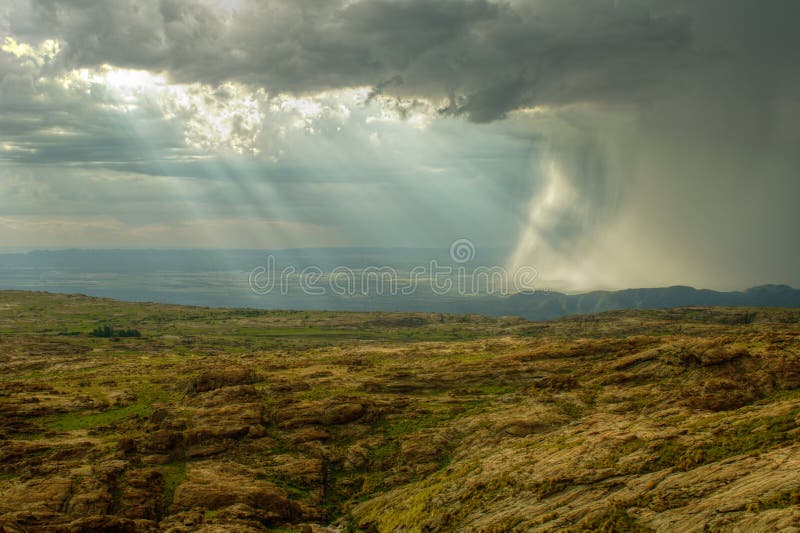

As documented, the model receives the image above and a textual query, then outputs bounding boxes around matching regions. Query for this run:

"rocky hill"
[0,291,799,531]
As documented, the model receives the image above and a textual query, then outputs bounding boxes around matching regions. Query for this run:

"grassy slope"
[0,291,799,531]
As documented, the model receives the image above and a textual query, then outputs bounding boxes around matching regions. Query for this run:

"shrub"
[90,325,141,338]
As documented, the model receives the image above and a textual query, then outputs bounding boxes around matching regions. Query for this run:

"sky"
[0,0,798,291]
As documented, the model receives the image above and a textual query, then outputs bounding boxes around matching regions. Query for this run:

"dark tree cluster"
[90,325,141,338]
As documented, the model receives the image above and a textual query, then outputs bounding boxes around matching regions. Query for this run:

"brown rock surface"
[2,293,800,532]
[172,463,299,522]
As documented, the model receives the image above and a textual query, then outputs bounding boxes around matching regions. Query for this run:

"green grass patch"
[44,400,151,431]
[748,488,800,512]
[558,400,586,419]
[568,504,653,532]
[649,440,686,470]
[266,475,313,501]
[233,327,358,338]
[644,405,800,472]
[589,438,647,470]
[42,387,172,431]
[681,406,800,468]
[161,462,187,510]
[470,383,517,395]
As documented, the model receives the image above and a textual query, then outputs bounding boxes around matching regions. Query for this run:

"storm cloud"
[15,0,703,122]
[1,0,799,289]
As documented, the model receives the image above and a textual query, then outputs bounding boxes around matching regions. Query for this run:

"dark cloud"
[13,0,704,121]
[12,0,800,123]
[7,0,800,122]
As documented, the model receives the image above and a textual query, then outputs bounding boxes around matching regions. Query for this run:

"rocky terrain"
[0,291,799,531]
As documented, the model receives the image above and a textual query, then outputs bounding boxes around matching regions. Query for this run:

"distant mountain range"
[497,284,800,321]
[0,249,798,320]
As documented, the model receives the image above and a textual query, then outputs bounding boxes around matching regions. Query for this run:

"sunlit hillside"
[1,292,798,531]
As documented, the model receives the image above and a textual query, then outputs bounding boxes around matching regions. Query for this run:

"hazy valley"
[2,250,798,321]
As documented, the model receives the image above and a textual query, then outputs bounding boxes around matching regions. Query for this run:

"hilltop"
[501,284,800,321]
[0,291,799,531]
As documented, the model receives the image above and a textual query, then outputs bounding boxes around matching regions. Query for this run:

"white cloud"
[1,36,59,67]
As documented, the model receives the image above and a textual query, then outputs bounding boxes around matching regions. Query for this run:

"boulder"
[498,420,553,437]
[322,403,365,425]
[172,463,299,523]
[344,444,369,470]
[117,469,164,520]
[0,476,73,513]
[290,428,331,444]
[186,405,264,442]
[60,515,139,532]
[270,454,325,485]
